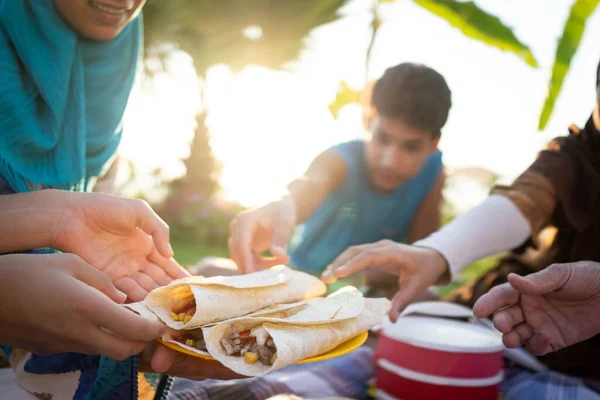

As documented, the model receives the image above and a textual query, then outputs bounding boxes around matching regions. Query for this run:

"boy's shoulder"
[422,150,444,174]
[330,139,363,151]
[324,140,365,174]
[329,140,364,161]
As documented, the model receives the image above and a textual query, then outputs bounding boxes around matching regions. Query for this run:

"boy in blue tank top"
[228,63,451,294]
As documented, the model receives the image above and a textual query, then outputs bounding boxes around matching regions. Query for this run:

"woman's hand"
[49,191,190,301]
[0,253,166,359]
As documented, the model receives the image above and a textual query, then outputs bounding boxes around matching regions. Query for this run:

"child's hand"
[48,190,189,301]
[322,240,449,322]
[0,253,165,359]
[229,196,296,273]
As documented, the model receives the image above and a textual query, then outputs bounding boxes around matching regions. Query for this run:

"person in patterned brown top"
[324,60,600,380]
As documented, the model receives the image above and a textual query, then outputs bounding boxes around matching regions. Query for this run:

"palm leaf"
[538,0,599,130]
[329,81,362,118]
[414,0,538,68]
[329,0,537,118]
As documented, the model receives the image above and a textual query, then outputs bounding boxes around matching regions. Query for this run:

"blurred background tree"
[138,0,350,260]
[125,0,599,290]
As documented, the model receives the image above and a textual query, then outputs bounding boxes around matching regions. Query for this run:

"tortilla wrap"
[205,297,390,376]
[124,299,307,357]
[146,266,326,329]
[225,286,365,326]
[123,301,161,323]
[126,298,309,326]
[160,302,310,358]
[132,287,364,359]
[161,326,213,356]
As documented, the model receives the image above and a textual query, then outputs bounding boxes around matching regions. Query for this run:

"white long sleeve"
[413,194,532,279]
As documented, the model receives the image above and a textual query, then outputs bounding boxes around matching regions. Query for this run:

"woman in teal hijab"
[0,1,236,399]
[0,0,142,193]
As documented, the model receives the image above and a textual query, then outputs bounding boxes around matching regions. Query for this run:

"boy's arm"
[408,170,445,243]
[287,150,347,223]
[364,170,444,291]
[229,150,347,273]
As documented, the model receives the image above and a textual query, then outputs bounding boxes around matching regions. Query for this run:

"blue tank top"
[289,140,442,275]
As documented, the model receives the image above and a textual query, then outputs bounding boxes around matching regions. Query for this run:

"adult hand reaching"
[322,240,449,322]
[473,261,600,355]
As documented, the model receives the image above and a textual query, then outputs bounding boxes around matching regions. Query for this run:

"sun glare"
[122,61,350,207]
[207,66,348,207]
[242,25,263,41]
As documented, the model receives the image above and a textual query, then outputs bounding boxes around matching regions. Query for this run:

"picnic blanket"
[501,360,600,400]
[170,347,374,400]
[169,346,600,400]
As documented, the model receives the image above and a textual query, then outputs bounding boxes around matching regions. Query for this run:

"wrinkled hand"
[50,191,189,301]
[473,261,600,356]
[229,197,296,273]
[322,240,449,322]
[0,253,165,359]
[139,342,242,381]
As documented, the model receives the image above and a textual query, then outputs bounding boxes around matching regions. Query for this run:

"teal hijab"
[0,0,142,192]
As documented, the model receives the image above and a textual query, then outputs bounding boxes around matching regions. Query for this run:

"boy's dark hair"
[372,63,451,137]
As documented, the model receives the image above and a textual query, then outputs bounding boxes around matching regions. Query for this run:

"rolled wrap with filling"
[161,302,308,357]
[160,286,365,357]
[124,300,213,355]
[124,301,161,323]
[205,297,390,376]
[124,298,315,357]
[146,266,327,329]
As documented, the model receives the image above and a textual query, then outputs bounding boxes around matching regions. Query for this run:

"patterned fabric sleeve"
[491,171,556,239]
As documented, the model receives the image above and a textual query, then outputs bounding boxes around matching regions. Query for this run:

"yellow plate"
[157,330,368,364]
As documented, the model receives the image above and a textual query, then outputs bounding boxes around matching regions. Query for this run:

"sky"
[119,0,600,209]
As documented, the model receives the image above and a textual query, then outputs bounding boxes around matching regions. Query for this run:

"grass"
[436,255,500,298]
[171,237,500,297]
[171,239,228,268]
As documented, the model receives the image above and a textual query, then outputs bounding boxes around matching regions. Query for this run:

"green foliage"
[538,0,599,130]
[329,81,362,119]
[143,0,349,75]
[142,2,352,250]
[329,0,537,117]
[171,239,229,267]
[414,0,537,67]
[157,113,243,247]
[170,113,220,201]
[162,196,245,248]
